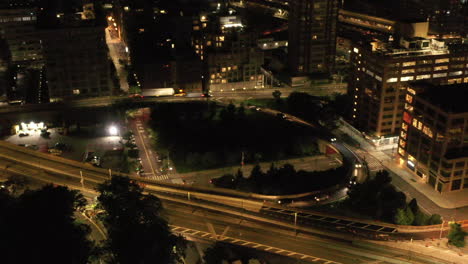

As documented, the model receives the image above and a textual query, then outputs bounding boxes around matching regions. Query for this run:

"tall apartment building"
[192,13,264,92]
[0,8,43,67]
[348,36,468,141]
[41,24,114,101]
[288,0,338,75]
[398,82,468,192]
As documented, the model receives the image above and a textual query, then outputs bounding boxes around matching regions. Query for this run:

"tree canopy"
[0,185,94,264]
[346,170,442,225]
[448,223,467,248]
[96,176,186,264]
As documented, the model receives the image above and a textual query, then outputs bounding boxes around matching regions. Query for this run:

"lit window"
[405,94,413,103]
[402,69,415,74]
[422,126,433,138]
[435,58,449,64]
[402,61,416,67]
[416,74,430,80]
[73,89,80,95]
[434,65,448,71]
[387,77,398,83]
[433,72,447,78]
[398,147,405,156]
[221,67,226,72]
[402,122,408,131]
[449,71,463,76]
[401,76,414,82]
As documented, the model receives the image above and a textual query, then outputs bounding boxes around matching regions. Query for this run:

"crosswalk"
[354,149,390,171]
[140,173,169,181]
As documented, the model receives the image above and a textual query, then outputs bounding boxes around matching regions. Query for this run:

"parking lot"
[3,126,125,172]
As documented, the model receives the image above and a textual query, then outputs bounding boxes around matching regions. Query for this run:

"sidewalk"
[336,120,468,209]
[371,238,468,264]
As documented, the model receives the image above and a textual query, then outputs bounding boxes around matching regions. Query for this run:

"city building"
[288,0,338,77]
[41,24,115,101]
[348,33,468,146]
[192,12,265,92]
[0,8,43,67]
[398,82,468,192]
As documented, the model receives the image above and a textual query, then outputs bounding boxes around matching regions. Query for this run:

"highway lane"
[163,202,448,264]
[0,154,460,263]
[1,140,466,237]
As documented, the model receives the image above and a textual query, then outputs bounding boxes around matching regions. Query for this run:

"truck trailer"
[141,88,175,97]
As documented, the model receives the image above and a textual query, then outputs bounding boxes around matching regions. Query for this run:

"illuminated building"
[348,33,468,144]
[398,82,468,192]
[192,12,264,92]
[288,0,338,76]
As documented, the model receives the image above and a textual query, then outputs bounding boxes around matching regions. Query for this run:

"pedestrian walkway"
[370,238,468,264]
[336,120,468,209]
[141,173,169,181]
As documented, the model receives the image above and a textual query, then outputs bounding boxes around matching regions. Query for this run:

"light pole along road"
[0,141,465,264]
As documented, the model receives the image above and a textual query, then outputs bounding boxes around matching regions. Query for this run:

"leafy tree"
[0,185,94,263]
[4,175,29,196]
[447,223,467,248]
[408,198,419,214]
[393,207,414,225]
[413,210,429,226]
[96,176,186,264]
[272,90,282,100]
[427,214,443,225]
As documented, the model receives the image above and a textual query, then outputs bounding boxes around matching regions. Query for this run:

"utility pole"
[294,212,298,235]
[241,151,244,168]
[80,170,84,189]
[439,218,445,239]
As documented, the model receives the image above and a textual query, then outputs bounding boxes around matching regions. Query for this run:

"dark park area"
[149,102,320,172]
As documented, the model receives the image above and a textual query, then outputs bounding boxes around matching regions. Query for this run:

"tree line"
[0,175,185,264]
[150,102,319,172]
[213,163,346,195]
[346,170,442,226]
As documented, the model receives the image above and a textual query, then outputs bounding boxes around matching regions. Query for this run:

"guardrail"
[2,140,467,234]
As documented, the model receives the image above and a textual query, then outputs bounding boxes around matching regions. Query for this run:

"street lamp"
[108,126,118,136]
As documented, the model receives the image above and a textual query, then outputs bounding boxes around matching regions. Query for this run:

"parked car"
[18,131,29,137]
[55,142,70,151]
[90,156,101,167]
[48,148,62,156]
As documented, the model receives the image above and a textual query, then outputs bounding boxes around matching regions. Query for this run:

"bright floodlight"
[108,126,118,136]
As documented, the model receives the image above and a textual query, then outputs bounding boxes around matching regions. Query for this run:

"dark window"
[452,179,461,190]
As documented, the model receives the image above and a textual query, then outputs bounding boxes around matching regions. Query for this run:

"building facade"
[398,82,468,192]
[41,26,114,101]
[288,0,338,75]
[348,37,468,139]
[0,8,43,67]
[192,13,264,92]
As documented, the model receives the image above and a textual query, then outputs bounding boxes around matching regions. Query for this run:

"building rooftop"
[416,83,468,114]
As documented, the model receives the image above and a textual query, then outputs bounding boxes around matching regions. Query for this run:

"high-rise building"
[348,35,468,141]
[398,82,468,193]
[41,25,115,101]
[288,0,338,76]
[192,12,265,92]
[0,8,43,67]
